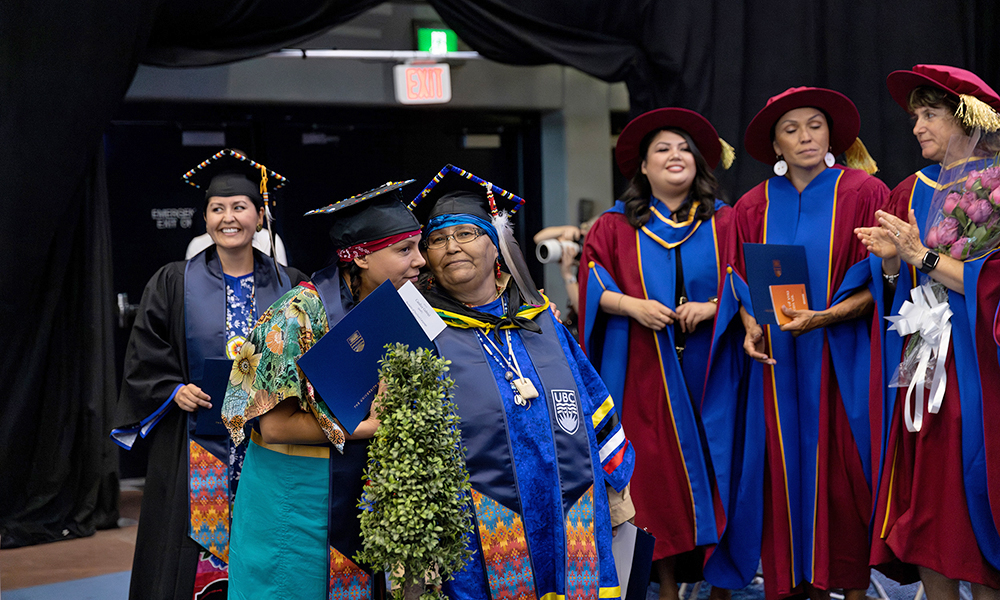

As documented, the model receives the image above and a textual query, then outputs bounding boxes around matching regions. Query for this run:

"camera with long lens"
[536,239,582,264]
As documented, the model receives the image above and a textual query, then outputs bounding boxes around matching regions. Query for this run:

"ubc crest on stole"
[550,389,580,435]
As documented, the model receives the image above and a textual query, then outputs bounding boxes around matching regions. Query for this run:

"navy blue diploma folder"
[742,243,811,326]
[195,358,233,437]
[297,280,438,435]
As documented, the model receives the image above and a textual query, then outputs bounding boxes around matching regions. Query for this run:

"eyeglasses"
[424,227,485,249]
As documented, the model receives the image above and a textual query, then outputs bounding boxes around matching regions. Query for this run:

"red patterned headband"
[336,230,421,263]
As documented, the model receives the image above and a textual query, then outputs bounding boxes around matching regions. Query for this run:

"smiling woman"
[204,194,263,262]
[111,149,306,600]
[221,180,425,600]
[579,107,739,600]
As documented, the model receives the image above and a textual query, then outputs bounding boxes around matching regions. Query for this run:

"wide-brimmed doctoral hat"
[744,87,860,165]
[887,64,1000,113]
[615,108,729,177]
[886,64,1000,133]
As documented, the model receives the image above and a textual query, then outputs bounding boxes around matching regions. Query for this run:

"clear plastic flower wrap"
[923,129,1000,261]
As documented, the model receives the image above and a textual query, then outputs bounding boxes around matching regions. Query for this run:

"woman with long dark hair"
[578,108,738,600]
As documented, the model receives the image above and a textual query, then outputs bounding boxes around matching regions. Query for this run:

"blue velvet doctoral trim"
[702,268,764,588]
[638,197,722,547]
[828,260,874,483]
[956,252,1000,568]
[584,260,626,416]
[871,166,938,509]
[582,200,629,416]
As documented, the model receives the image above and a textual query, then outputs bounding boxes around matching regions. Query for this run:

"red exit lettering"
[407,67,444,100]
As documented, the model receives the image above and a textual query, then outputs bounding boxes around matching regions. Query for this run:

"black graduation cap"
[305,180,421,249]
[408,164,526,225]
[182,149,287,208]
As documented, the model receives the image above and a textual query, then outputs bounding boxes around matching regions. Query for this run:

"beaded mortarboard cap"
[408,164,525,226]
[182,148,287,209]
[183,148,288,283]
[410,165,544,306]
[305,180,420,250]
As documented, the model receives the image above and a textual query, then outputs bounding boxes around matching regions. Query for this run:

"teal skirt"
[228,438,330,600]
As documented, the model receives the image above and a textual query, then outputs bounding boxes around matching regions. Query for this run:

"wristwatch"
[918,250,940,274]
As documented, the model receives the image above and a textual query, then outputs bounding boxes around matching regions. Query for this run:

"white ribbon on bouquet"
[886,282,953,432]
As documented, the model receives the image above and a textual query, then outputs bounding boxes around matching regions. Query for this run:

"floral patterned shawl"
[222,283,347,451]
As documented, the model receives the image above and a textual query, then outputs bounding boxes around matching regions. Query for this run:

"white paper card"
[397,281,446,340]
[612,521,639,594]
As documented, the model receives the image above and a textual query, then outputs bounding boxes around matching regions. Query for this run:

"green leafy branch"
[356,344,473,600]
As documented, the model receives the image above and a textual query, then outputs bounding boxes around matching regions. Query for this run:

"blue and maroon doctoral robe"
[868,163,1000,587]
[728,166,887,599]
[578,198,734,574]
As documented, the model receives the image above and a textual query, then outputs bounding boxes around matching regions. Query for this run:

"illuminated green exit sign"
[417,28,458,54]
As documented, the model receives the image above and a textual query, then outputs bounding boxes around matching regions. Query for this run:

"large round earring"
[256,223,263,232]
[824,149,836,168]
[773,156,788,176]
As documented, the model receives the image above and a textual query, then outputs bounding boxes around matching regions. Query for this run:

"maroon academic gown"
[734,166,886,599]
[578,203,737,566]
[869,173,1000,587]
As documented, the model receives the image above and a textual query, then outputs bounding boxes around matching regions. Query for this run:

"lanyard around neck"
[474,299,539,407]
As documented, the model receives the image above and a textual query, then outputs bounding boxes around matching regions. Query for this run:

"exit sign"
[417,28,457,54]
[393,63,452,105]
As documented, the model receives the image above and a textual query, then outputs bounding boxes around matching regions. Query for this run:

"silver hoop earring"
[824,151,836,168]
[773,156,788,176]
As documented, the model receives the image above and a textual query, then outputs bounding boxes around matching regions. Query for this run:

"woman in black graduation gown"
[112,149,306,600]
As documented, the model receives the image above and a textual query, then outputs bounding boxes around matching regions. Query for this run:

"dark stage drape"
[2,0,999,548]
[428,0,1000,198]
[0,0,380,548]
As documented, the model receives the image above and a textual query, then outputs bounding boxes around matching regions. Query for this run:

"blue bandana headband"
[426,214,499,248]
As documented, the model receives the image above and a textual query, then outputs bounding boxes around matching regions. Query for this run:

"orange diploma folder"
[769,283,809,326]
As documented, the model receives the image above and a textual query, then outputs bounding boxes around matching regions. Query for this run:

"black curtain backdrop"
[429,0,1000,198]
[2,0,998,547]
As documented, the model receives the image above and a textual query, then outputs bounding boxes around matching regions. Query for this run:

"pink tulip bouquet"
[924,160,1000,261]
